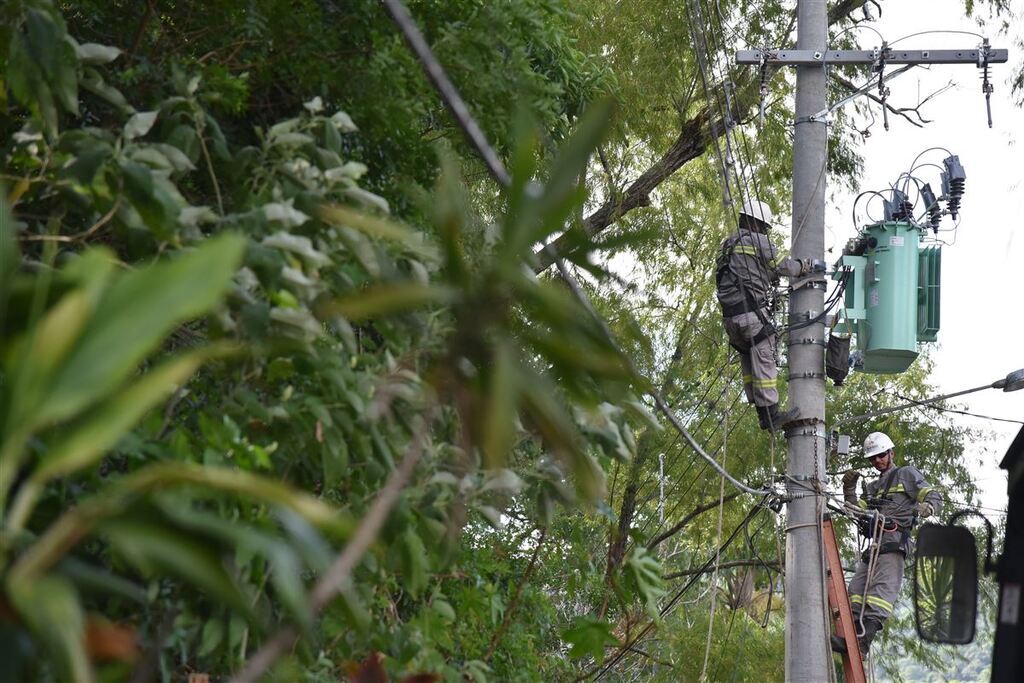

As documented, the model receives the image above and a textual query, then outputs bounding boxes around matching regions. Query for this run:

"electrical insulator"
[920,183,941,233]
[884,189,914,222]
[942,155,966,220]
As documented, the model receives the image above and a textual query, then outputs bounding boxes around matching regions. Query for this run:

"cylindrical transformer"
[858,221,922,373]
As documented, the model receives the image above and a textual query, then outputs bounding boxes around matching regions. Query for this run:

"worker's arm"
[754,234,824,278]
[902,466,943,518]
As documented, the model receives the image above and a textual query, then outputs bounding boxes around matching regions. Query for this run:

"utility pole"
[786,1,830,678]
[736,9,1007,682]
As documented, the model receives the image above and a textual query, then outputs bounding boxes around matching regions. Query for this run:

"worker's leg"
[851,552,904,654]
[723,314,757,404]
[749,331,779,407]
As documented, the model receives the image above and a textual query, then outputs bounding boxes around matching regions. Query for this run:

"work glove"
[841,469,861,494]
[798,259,828,276]
[916,502,935,519]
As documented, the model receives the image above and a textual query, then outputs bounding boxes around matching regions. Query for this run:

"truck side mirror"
[914,522,978,644]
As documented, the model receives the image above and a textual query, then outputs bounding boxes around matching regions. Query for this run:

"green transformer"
[834,221,942,374]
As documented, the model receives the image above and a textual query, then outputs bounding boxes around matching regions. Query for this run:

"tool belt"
[860,521,912,561]
[721,299,776,353]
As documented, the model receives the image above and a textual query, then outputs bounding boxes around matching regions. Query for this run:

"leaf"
[399,527,429,598]
[263,202,310,228]
[481,342,519,469]
[322,284,455,322]
[561,617,618,664]
[624,545,666,618]
[124,111,158,140]
[480,469,524,495]
[32,347,228,484]
[74,43,122,65]
[7,576,93,683]
[261,231,331,267]
[318,204,436,259]
[35,233,246,428]
[100,519,255,619]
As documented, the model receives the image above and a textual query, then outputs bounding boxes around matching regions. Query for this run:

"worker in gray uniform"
[832,431,943,656]
[715,199,822,431]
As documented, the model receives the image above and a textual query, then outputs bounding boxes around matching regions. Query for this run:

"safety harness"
[859,466,915,561]
[715,234,776,352]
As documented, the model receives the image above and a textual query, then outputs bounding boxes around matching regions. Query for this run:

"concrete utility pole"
[785,1,830,678]
[736,10,1007,683]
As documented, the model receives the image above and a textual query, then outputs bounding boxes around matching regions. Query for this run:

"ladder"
[823,514,867,683]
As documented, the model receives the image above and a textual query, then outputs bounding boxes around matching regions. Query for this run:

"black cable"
[593,497,770,679]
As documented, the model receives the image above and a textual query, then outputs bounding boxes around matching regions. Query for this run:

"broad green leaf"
[32,347,227,484]
[624,545,666,618]
[322,283,455,322]
[561,617,618,664]
[7,576,93,683]
[124,111,158,140]
[35,234,245,427]
[399,527,428,598]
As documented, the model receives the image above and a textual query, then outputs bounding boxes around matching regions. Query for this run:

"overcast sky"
[824,0,1023,511]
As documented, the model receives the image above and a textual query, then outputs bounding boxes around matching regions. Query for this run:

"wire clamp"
[789,337,827,348]
[788,371,826,380]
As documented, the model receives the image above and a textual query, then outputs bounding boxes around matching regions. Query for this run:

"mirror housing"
[914,522,979,644]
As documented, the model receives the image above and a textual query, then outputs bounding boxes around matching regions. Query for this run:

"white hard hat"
[863,432,895,459]
[739,199,775,226]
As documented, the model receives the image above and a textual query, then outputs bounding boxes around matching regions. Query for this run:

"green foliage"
[0,0,998,680]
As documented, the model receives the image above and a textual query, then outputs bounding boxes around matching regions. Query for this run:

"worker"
[715,198,822,431]
[832,431,943,656]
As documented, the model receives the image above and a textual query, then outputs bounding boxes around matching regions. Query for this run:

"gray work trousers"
[722,311,778,407]
[847,550,905,626]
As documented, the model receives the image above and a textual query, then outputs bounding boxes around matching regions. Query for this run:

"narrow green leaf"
[481,342,519,469]
[100,519,255,619]
[321,283,455,322]
[32,347,228,484]
[7,576,93,683]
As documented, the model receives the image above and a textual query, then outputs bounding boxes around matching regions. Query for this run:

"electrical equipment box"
[834,221,942,374]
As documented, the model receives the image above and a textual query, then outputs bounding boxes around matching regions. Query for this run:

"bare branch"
[664,558,781,580]
[648,492,742,549]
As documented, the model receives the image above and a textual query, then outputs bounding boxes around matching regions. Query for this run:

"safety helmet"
[863,432,895,459]
[739,199,775,227]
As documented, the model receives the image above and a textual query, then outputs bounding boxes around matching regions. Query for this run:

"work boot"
[858,618,883,655]
[759,403,800,432]
[830,634,848,654]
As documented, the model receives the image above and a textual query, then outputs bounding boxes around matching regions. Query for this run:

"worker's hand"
[841,469,861,492]
[798,259,828,276]
[916,502,935,519]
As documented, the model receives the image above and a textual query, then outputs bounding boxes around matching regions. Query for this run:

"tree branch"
[534,0,875,271]
[648,492,742,550]
[664,558,780,580]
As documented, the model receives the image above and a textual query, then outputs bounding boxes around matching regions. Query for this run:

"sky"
[822,0,1024,513]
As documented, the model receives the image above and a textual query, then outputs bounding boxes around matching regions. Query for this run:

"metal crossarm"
[737,48,1008,65]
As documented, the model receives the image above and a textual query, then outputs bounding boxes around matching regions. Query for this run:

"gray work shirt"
[850,465,943,551]
[716,228,801,309]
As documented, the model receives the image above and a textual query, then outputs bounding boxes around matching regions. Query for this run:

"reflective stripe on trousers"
[723,311,778,407]
[847,551,905,623]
